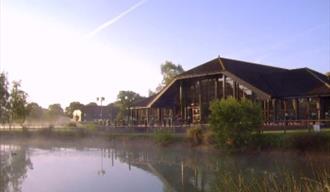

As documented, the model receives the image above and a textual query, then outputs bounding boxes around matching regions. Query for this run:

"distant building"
[130,57,330,127]
[82,104,118,122]
[72,109,82,122]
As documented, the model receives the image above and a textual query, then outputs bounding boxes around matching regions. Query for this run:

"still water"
[0,138,329,192]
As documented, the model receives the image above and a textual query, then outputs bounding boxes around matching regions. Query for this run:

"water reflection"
[0,145,32,192]
[0,140,329,192]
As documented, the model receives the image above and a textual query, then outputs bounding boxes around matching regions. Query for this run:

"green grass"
[262,128,330,134]
[212,168,330,192]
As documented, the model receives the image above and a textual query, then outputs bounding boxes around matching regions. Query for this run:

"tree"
[209,97,262,148]
[326,72,330,78]
[9,81,28,124]
[26,102,45,120]
[65,101,84,118]
[116,90,143,122]
[160,61,184,86]
[86,102,97,106]
[48,104,64,119]
[0,72,10,123]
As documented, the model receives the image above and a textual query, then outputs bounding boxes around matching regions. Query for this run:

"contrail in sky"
[86,0,147,38]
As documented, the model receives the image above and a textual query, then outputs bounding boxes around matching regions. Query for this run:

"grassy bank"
[1,128,330,152]
[250,132,330,151]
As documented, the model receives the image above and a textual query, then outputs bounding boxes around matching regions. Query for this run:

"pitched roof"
[177,58,223,78]
[132,94,158,108]
[132,56,330,108]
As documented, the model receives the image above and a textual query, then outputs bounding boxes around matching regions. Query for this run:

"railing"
[261,119,330,132]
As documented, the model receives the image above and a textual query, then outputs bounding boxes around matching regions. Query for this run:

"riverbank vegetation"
[1,126,330,152]
[212,167,330,192]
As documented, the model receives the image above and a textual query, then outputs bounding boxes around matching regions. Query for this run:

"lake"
[0,138,329,192]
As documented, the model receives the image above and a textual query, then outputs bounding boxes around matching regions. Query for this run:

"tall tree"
[9,81,28,124]
[0,72,10,123]
[160,61,184,86]
[65,101,84,118]
[86,102,97,106]
[116,90,143,121]
[26,102,45,120]
[48,104,64,119]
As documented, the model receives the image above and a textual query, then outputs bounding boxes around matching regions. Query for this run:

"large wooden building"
[130,57,330,128]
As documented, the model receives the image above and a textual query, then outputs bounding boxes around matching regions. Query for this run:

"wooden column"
[214,78,218,99]
[158,108,161,125]
[146,108,149,126]
[316,98,321,120]
[263,100,267,123]
[272,99,278,122]
[179,81,184,119]
[293,99,299,120]
[233,81,236,99]
[222,76,226,99]
[198,80,202,122]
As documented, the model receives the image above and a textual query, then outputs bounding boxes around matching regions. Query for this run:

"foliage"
[26,102,46,120]
[250,132,330,151]
[326,71,330,78]
[9,81,29,124]
[160,61,184,86]
[86,102,97,106]
[186,126,203,145]
[0,72,10,123]
[47,103,64,119]
[209,97,263,148]
[153,129,174,146]
[65,101,84,118]
[116,90,143,121]
[203,130,216,145]
[212,167,330,192]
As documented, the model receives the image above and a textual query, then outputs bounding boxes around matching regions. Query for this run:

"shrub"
[203,130,216,145]
[209,97,262,148]
[186,126,203,145]
[153,129,174,146]
[67,122,77,128]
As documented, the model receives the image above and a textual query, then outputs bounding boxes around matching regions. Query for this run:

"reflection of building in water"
[105,148,212,192]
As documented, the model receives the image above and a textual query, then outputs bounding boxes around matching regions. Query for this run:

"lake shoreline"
[1,128,330,153]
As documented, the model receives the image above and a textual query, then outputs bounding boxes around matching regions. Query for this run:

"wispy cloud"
[85,0,147,38]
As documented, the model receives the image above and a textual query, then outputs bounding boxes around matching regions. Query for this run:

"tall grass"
[212,168,330,192]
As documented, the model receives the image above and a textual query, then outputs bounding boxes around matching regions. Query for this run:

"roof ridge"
[305,68,330,88]
[220,57,289,71]
[218,55,226,70]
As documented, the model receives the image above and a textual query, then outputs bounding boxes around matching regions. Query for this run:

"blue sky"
[0,0,329,107]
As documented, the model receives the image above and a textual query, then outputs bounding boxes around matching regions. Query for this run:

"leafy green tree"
[160,61,184,86]
[48,103,64,119]
[209,97,262,148]
[86,102,97,106]
[116,90,143,122]
[9,81,28,124]
[65,101,84,118]
[26,102,45,120]
[0,72,10,123]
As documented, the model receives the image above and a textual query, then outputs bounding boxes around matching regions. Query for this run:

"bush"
[209,97,262,148]
[153,129,174,146]
[186,126,203,145]
[67,122,77,128]
[203,130,216,145]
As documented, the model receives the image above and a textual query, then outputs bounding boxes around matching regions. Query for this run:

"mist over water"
[1,138,329,192]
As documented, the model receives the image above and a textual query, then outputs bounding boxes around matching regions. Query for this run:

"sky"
[0,0,329,108]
